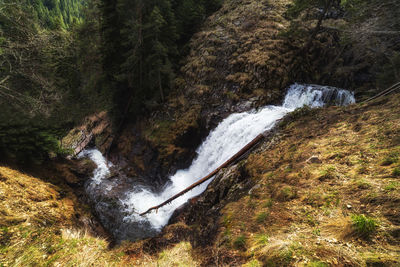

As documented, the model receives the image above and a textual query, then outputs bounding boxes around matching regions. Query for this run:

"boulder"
[62,111,113,157]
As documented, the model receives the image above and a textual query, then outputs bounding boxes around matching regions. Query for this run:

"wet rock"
[62,111,112,157]
[70,159,97,178]
[169,163,253,247]
[84,171,160,242]
[54,159,96,186]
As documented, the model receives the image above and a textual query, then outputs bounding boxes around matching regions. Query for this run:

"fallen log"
[139,132,266,216]
[361,81,400,104]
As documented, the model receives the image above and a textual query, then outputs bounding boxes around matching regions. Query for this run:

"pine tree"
[95,0,221,118]
[147,6,168,101]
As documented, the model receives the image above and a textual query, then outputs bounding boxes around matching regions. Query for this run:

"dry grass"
[132,242,199,267]
[204,94,400,266]
[0,166,128,267]
[2,97,400,266]
[179,0,294,106]
[0,166,202,267]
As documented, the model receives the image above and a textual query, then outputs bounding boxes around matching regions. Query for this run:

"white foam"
[82,83,356,233]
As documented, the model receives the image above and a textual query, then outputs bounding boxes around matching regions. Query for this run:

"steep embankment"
[2,0,399,265]
[2,94,399,267]
[111,0,400,185]
[125,92,400,266]
[111,0,296,187]
[0,161,114,266]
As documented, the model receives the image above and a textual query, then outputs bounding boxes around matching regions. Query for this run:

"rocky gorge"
[1,0,400,266]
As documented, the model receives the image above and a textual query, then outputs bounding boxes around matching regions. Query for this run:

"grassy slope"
[2,95,400,267]
[210,94,400,266]
[0,165,120,266]
[2,0,400,265]
[120,92,400,267]
[0,165,200,266]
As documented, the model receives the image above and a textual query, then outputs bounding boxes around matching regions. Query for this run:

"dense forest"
[1,0,400,266]
[0,0,221,162]
[30,0,85,29]
[0,0,399,162]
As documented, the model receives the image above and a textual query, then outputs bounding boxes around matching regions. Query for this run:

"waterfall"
[283,83,355,109]
[80,83,355,241]
[78,149,112,185]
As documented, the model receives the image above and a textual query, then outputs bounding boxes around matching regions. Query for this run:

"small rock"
[347,204,352,209]
[306,155,322,164]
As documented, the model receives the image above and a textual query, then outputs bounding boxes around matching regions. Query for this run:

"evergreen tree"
[146,6,170,102]
[96,0,221,120]
[29,0,85,29]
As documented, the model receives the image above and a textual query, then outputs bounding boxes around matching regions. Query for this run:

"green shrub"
[279,186,297,201]
[243,259,262,267]
[256,212,268,224]
[351,214,378,237]
[312,228,321,236]
[357,179,371,189]
[307,261,329,267]
[384,181,399,191]
[256,234,269,245]
[392,167,400,177]
[263,199,273,208]
[0,124,65,163]
[233,235,246,249]
[319,166,337,180]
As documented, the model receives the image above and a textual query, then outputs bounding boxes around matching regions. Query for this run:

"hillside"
[111,0,400,183]
[2,92,399,266]
[1,0,400,266]
[173,93,400,266]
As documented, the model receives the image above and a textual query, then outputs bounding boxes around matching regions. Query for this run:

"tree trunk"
[158,68,164,102]
[302,0,333,53]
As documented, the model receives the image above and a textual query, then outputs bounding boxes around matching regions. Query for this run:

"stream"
[79,83,355,241]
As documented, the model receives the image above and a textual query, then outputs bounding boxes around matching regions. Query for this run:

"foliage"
[384,181,399,192]
[351,214,378,237]
[0,124,65,163]
[97,0,222,119]
[319,165,337,180]
[0,0,99,162]
[243,259,262,267]
[233,235,246,249]
[392,167,400,177]
[285,0,400,93]
[256,212,268,224]
[29,0,85,30]
[256,234,269,245]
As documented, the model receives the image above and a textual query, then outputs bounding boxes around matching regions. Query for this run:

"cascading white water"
[121,83,355,229]
[81,83,355,240]
[283,83,355,108]
[78,149,112,184]
[122,106,290,229]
